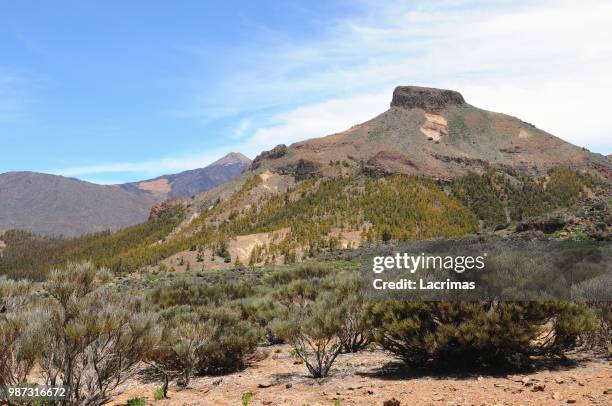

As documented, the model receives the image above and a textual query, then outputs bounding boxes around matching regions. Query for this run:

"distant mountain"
[0,152,251,237]
[0,172,156,237]
[121,152,250,199]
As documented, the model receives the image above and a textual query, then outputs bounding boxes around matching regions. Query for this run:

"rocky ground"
[110,345,611,406]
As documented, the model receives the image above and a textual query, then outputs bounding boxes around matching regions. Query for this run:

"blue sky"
[1,0,611,184]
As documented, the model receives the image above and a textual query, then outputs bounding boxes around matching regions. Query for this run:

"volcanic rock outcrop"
[391,86,465,112]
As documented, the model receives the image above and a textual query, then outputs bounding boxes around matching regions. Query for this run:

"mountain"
[121,152,251,199]
[183,85,611,222]
[0,172,157,237]
[247,86,611,181]
[2,86,610,279]
[0,153,250,237]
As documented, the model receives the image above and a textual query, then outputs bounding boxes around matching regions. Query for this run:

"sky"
[1,0,611,184]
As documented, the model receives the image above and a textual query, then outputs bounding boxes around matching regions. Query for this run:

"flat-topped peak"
[391,86,465,112]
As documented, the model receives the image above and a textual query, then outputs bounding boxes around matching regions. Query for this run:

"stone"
[250,144,288,169]
[258,381,276,388]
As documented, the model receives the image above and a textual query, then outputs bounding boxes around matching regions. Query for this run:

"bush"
[35,262,159,405]
[365,301,598,368]
[127,397,146,406]
[153,386,166,401]
[331,275,370,353]
[147,307,261,389]
[271,284,346,378]
[241,391,254,405]
[0,311,39,387]
[194,307,261,374]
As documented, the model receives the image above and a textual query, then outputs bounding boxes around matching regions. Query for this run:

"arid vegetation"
[1,257,608,404]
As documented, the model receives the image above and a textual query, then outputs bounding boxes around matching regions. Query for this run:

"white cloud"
[245,91,391,151]
[229,118,252,139]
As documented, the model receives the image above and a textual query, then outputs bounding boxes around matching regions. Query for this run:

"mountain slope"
[247,86,611,182]
[121,152,251,199]
[0,153,250,237]
[0,172,156,237]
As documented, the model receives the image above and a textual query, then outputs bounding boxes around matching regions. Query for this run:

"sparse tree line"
[2,261,608,405]
[0,168,597,281]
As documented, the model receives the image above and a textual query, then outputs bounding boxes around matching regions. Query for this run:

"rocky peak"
[210,152,252,167]
[391,86,465,112]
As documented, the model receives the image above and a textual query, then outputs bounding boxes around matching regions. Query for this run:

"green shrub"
[241,391,254,405]
[195,307,261,374]
[365,301,598,368]
[271,288,346,378]
[147,307,261,388]
[332,274,370,353]
[126,397,146,406]
[153,387,165,401]
[37,262,159,405]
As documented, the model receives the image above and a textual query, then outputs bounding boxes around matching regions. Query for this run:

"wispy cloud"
[229,118,252,139]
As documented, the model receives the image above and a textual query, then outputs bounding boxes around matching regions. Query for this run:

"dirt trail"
[110,345,611,406]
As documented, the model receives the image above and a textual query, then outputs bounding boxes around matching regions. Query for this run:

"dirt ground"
[110,345,611,406]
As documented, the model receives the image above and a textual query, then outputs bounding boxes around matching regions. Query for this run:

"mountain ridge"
[0,152,250,236]
[121,152,251,199]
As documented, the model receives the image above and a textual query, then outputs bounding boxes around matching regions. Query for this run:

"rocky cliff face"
[250,144,288,170]
[391,86,465,112]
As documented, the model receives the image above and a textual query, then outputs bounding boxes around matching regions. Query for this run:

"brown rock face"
[391,86,465,112]
[250,144,288,170]
[148,201,174,220]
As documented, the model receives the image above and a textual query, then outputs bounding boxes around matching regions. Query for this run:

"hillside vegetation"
[0,167,599,280]
[0,260,602,403]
